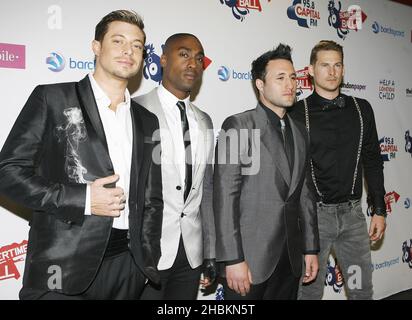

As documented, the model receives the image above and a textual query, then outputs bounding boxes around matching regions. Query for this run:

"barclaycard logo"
[218,66,230,81]
[218,65,252,81]
[405,198,411,209]
[371,21,405,37]
[372,21,380,33]
[46,52,94,72]
[46,52,65,72]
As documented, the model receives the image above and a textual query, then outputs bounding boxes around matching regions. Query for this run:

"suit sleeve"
[200,114,216,260]
[0,85,86,225]
[213,116,245,262]
[141,122,164,267]
[299,132,320,254]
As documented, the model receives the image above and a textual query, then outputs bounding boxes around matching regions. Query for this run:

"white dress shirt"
[157,84,198,188]
[84,73,133,230]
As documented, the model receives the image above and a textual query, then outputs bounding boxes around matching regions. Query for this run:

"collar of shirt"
[157,83,198,186]
[158,83,191,114]
[259,101,290,128]
[88,73,131,113]
[311,90,346,112]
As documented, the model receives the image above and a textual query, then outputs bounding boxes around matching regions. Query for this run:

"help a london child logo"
[379,79,395,100]
[0,43,26,69]
[220,0,272,21]
[0,240,28,281]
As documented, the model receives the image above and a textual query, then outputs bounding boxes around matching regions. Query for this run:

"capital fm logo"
[372,21,405,38]
[405,130,412,157]
[327,0,367,40]
[0,240,27,281]
[402,240,412,269]
[220,0,272,21]
[296,66,313,98]
[46,52,94,72]
[287,0,320,28]
[385,191,400,214]
[0,43,26,69]
[325,256,344,293]
[143,43,212,84]
[379,136,398,161]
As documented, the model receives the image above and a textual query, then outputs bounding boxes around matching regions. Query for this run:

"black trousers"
[140,236,202,300]
[20,250,146,300]
[222,244,300,300]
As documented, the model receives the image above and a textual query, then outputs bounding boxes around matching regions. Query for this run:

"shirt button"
[176,186,182,190]
[181,213,185,218]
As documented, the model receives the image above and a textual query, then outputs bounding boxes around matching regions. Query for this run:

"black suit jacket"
[0,76,163,295]
[214,104,319,284]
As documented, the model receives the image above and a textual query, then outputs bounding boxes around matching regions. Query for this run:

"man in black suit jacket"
[0,10,163,299]
[214,44,319,300]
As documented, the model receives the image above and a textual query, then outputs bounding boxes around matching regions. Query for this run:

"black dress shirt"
[261,102,295,173]
[290,91,386,214]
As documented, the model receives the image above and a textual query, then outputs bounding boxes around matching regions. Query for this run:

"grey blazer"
[214,103,319,284]
[133,88,215,269]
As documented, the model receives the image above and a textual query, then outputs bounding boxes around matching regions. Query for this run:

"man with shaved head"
[134,33,216,300]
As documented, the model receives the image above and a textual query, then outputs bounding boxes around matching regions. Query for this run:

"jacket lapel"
[75,76,113,177]
[183,104,208,204]
[147,89,183,185]
[130,101,144,196]
[256,104,291,187]
[190,104,206,187]
[76,76,109,152]
[287,115,306,198]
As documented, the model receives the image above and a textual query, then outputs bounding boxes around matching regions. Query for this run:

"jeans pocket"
[351,202,365,220]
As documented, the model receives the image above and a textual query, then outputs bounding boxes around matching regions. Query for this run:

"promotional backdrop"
[0,0,411,300]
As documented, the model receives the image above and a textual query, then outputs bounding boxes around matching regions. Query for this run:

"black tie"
[176,101,192,202]
[280,118,293,172]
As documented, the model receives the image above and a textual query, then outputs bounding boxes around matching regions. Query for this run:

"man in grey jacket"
[214,44,319,300]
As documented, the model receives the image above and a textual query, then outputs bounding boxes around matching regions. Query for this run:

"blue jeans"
[298,200,373,300]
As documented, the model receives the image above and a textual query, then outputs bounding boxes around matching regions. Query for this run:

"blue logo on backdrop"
[405,198,411,209]
[405,130,412,157]
[46,52,94,72]
[218,66,230,81]
[371,21,405,37]
[372,21,379,33]
[402,240,412,269]
[46,52,65,72]
[143,43,163,84]
[218,66,252,81]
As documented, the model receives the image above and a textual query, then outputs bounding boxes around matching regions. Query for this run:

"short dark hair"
[309,40,343,65]
[94,10,146,43]
[162,33,201,54]
[251,44,293,83]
